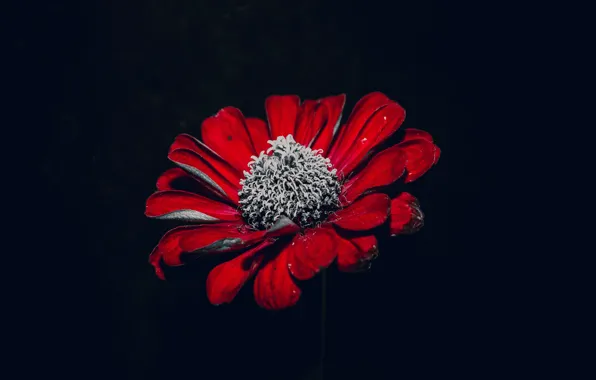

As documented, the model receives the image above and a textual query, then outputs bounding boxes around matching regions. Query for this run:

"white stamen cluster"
[239,135,341,230]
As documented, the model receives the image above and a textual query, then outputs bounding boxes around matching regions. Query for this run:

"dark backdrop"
[21,0,512,379]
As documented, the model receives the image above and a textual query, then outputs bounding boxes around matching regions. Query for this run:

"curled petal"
[293,94,346,151]
[169,148,240,203]
[149,251,166,280]
[265,95,300,138]
[390,192,425,235]
[148,226,203,274]
[311,94,346,154]
[179,216,299,256]
[201,107,256,172]
[398,137,441,183]
[179,224,265,255]
[145,190,241,222]
[254,248,302,310]
[341,145,407,205]
[330,193,390,231]
[156,168,195,191]
[287,227,337,281]
[293,100,319,146]
[245,117,271,154]
[169,133,243,188]
[334,231,379,273]
[336,102,406,176]
[327,92,391,166]
[206,240,274,306]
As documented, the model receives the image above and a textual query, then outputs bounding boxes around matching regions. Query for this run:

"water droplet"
[361,137,368,144]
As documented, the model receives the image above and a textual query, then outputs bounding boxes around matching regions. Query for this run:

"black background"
[15,0,533,379]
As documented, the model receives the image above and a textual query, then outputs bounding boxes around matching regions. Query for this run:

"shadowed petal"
[293,100,319,146]
[327,92,391,166]
[265,216,301,238]
[341,145,407,205]
[169,133,243,188]
[245,117,271,154]
[145,190,241,222]
[311,94,346,154]
[168,149,240,203]
[179,224,266,255]
[179,216,299,256]
[265,95,301,139]
[201,107,256,172]
[206,240,275,305]
[336,102,406,176]
[287,227,337,281]
[148,225,204,275]
[156,168,195,191]
[330,193,390,231]
[390,192,425,235]
[254,247,302,310]
[398,137,440,183]
[333,231,379,272]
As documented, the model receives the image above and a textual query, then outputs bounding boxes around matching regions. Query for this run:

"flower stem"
[320,269,327,380]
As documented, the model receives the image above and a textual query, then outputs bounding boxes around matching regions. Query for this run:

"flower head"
[239,135,341,230]
[145,92,440,309]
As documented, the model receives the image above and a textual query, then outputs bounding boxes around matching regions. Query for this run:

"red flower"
[146,92,440,310]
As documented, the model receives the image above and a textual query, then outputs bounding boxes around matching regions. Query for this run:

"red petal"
[149,249,166,280]
[330,193,390,231]
[206,240,274,305]
[286,227,337,281]
[398,137,440,183]
[145,190,241,222]
[293,100,319,146]
[201,107,256,172]
[245,117,271,154]
[156,168,194,191]
[169,134,242,188]
[334,231,379,272]
[253,247,302,310]
[178,223,265,255]
[311,94,346,155]
[336,102,406,176]
[341,145,407,205]
[390,192,425,235]
[327,92,391,166]
[148,226,202,273]
[168,149,240,203]
[179,216,299,255]
[265,216,301,238]
[402,128,434,143]
[265,95,300,139]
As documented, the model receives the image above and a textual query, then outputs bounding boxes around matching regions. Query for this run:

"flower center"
[238,135,341,230]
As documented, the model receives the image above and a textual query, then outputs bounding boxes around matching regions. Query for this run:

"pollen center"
[238,135,341,230]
